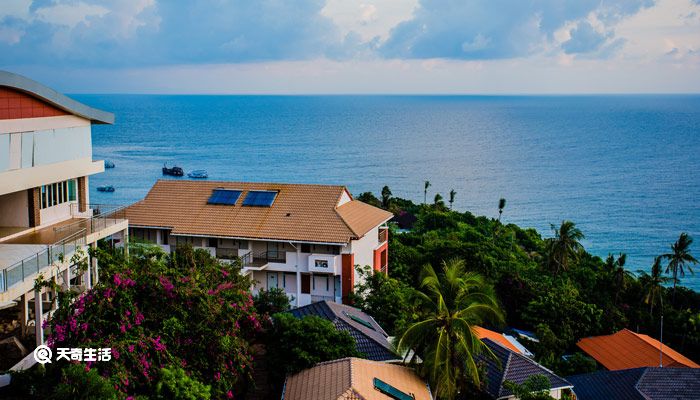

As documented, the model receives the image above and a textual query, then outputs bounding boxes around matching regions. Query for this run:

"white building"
[125,180,392,306]
[0,71,128,350]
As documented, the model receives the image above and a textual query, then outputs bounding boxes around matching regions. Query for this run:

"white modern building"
[125,180,392,306]
[0,71,128,352]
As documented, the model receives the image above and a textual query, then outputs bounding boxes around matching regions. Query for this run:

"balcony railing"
[0,204,127,293]
[378,228,388,244]
[0,234,86,293]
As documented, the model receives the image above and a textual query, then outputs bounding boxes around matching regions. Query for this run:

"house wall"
[0,190,29,227]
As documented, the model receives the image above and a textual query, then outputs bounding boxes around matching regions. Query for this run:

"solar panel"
[242,190,278,207]
[207,189,242,205]
[373,378,415,400]
[343,311,375,331]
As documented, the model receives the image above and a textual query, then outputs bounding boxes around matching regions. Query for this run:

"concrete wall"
[0,191,29,227]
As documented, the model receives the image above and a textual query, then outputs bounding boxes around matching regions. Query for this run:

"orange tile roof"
[577,328,700,371]
[283,357,432,400]
[125,180,393,244]
[473,326,522,354]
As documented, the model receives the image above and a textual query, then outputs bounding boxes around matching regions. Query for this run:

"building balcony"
[378,227,388,244]
[0,204,128,302]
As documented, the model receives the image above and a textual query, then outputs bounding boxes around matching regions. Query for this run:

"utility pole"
[659,295,664,367]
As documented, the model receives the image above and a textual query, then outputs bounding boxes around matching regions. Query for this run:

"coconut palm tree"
[498,198,506,222]
[638,256,670,314]
[662,233,698,303]
[397,259,503,399]
[605,253,634,305]
[381,185,392,209]
[449,189,456,210]
[546,220,584,275]
[434,193,445,209]
[424,180,431,204]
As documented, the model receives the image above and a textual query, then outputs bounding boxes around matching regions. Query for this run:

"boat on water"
[104,160,115,168]
[188,170,208,179]
[162,164,184,176]
[97,185,115,192]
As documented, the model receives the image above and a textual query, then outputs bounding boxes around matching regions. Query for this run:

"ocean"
[74,94,700,291]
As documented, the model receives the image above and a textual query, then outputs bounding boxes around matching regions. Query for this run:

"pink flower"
[128,344,135,352]
[214,372,221,381]
[120,324,127,333]
[227,390,234,399]
[153,336,166,352]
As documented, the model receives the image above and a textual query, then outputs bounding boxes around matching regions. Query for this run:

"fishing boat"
[96,185,115,192]
[162,164,184,176]
[188,170,208,179]
[104,160,115,168]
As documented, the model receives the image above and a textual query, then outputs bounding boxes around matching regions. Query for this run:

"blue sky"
[1,0,699,93]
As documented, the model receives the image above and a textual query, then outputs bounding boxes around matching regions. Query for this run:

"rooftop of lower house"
[125,180,393,244]
[568,367,700,400]
[478,338,573,399]
[282,357,432,400]
[576,328,700,370]
[289,300,397,361]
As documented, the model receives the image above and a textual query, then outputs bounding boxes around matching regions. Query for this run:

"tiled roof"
[289,301,397,361]
[283,357,432,400]
[576,328,700,371]
[478,339,572,399]
[568,367,700,400]
[125,180,393,244]
[474,326,522,354]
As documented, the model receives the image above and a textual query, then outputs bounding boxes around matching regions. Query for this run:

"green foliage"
[154,366,211,400]
[52,363,120,400]
[266,314,361,383]
[503,374,554,400]
[350,266,413,335]
[14,245,260,399]
[373,189,700,377]
[253,287,292,316]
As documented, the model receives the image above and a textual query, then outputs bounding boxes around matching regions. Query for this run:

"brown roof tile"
[125,180,392,244]
[577,328,700,371]
[283,358,431,400]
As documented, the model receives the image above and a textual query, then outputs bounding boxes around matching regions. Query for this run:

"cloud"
[380,0,654,60]
[562,21,612,54]
[0,0,346,67]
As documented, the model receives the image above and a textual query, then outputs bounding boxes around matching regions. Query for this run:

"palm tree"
[397,259,503,399]
[605,253,634,305]
[434,193,445,209]
[381,185,392,209]
[498,198,506,222]
[662,233,698,303]
[424,180,431,204]
[638,256,670,314]
[449,189,456,210]
[546,220,584,275]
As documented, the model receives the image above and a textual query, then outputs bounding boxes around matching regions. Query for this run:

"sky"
[0,0,699,94]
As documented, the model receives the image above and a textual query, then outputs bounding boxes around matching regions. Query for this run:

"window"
[40,179,77,209]
[314,259,329,269]
[326,276,329,291]
[301,244,311,253]
[373,378,414,400]
[67,179,76,201]
[343,311,375,330]
[208,238,217,247]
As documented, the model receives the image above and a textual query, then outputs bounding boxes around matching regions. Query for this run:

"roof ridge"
[628,329,684,365]
[634,367,653,400]
[497,351,513,397]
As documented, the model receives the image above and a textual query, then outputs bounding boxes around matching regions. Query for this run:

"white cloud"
[35,2,109,28]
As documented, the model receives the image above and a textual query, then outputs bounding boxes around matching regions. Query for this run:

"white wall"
[0,116,92,173]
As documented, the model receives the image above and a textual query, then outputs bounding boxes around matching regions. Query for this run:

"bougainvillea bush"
[11,244,262,399]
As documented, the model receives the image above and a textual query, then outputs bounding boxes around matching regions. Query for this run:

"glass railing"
[0,233,86,293]
[0,204,127,293]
